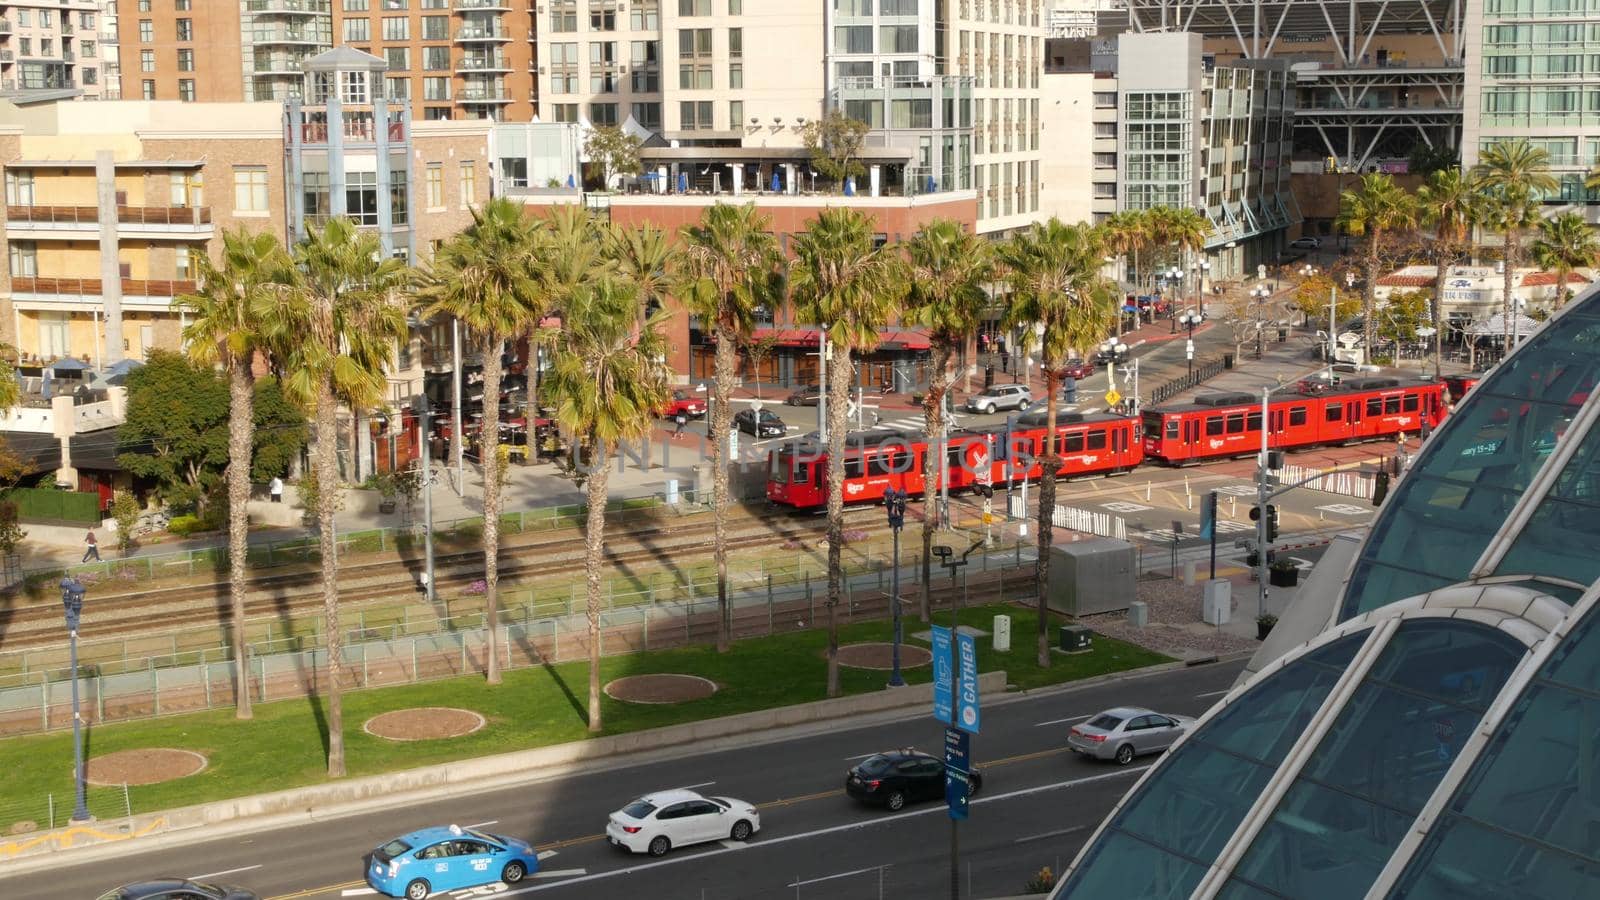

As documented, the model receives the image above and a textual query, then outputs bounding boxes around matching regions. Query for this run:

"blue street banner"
[931,625,953,724]
[1199,490,1216,540]
[955,631,981,733]
[944,728,972,821]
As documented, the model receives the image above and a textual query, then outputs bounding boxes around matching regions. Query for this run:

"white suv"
[966,384,1032,414]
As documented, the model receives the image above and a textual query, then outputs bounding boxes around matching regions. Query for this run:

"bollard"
[1146,481,1152,501]
[1183,561,1196,586]
[1187,493,1194,510]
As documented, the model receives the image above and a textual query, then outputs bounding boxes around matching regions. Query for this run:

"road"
[23,661,1249,900]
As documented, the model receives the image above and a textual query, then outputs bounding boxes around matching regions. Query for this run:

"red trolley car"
[765,412,1142,510]
[1141,376,1448,465]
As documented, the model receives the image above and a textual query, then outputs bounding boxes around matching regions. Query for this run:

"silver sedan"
[1067,707,1195,765]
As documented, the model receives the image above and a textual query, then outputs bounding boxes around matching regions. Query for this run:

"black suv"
[844,749,984,811]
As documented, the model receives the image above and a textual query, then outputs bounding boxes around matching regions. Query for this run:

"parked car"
[1290,236,1322,250]
[659,389,706,419]
[734,407,787,437]
[1067,707,1196,765]
[844,748,983,811]
[965,384,1032,414]
[784,384,823,406]
[366,825,540,899]
[606,789,761,857]
[96,881,259,900]
[1061,358,1095,380]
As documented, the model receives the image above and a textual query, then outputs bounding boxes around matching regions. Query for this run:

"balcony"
[7,204,214,237]
[454,0,510,9]
[10,276,198,303]
[0,19,11,35]
[62,49,74,62]
[297,112,407,145]
[454,26,510,43]
[0,51,13,63]
[252,27,327,45]
[245,0,333,13]
[456,88,511,103]
[457,54,510,73]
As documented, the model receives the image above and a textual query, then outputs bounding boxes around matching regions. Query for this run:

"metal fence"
[0,539,1038,737]
[0,783,133,840]
[1148,358,1228,406]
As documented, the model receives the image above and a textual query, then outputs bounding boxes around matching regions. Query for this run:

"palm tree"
[679,203,782,652]
[1338,173,1419,358]
[1164,207,1210,295]
[1100,211,1144,293]
[790,208,903,697]
[544,278,671,733]
[277,218,412,777]
[607,222,675,323]
[1417,168,1480,377]
[418,198,541,685]
[1475,140,1559,342]
[177,228,296,720]
[1532,212,1598,309]
[1000,220,1116,668]
[1586,162,1600,197]
[904,219,993,624]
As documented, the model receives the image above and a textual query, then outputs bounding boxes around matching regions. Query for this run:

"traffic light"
[1373,470,1391,507]
[1266,505,1280,542]
[1266,450,1284,471]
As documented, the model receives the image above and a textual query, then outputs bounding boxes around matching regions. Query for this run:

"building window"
[39,312,70,359]
[423,76,450,99]
[382,17,409,40]
[81,41,96,59]
[6,171,36,206]
[422,15,448,40]
[170,171,203,207]
[834,25,871,53]
[459,162,476,206]
[141,50,155,72]
[729,100,743,131]
[179,79,195,101]
[344,19,370,41]
[386,76,410,100]
[344,0,370,9]
[728,63,742,89]
[9,241,37,278]
[880,25,917,53]
[139,20,153,42]
[630,2,659,30]
[590,102,619,127]
[728,0,741,12]
[385,47,409,71]
[423,46,449,70]
[591,7,615,30]
[679,100,712,130]
[678,0,710,14]
[549,1,576,32]
[175,245,193,280]
[142,79,156,99]
[630,102,661,130]
[341,71,369,104]
[346,171,379,226]
[176,18,192,41]
[389,171,408,226]
[177,49,194,72]
[426,164,443,208]
[552,103,578,123]
[234,166,269,213]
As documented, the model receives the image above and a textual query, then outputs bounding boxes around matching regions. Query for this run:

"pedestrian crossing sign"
[1104,389,1122,406]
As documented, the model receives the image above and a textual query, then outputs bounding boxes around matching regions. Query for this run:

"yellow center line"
[271,746,1070,899]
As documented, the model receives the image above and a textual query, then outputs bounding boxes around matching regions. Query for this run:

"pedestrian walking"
[674,412,687,439]
[269,475,284,503]
[82,529,100,562]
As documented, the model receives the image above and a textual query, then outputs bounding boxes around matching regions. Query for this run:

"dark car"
[734,408,787,438]
[845,749,984,811]
[784,384,823,406]
[96,881,259,900]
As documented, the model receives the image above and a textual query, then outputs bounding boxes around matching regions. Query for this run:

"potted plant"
[1269,558,1299,587]
[1256,613,1278,640]
[392,465,422,523]
[373,471,399,515]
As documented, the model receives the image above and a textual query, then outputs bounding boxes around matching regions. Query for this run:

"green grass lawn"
[0,604,1168,831]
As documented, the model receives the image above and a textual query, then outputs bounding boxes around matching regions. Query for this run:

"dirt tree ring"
[835,642,933,671]
[604,674,719,704]
[85,748,209,786]
[364,707,487,742]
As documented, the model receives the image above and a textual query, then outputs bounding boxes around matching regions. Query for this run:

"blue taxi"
[367,825,540,899]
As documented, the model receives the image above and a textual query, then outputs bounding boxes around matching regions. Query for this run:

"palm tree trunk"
[227,360,255,720]
[824,340,852,698]
[1363,232,1380,360]
[1503,228,1518,345]
[584,435,612,733]
[920,343,952,624]
[480,335,503,684]
[1433,246,1450,381]
[316,380,344,778]
[1035,365,1062,669]
[712,311,737,653]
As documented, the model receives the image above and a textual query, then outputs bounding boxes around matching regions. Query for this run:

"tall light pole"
[1179,310,1202,377]
[1344,271,1357,364]
[1250,283,1272,358]
[60,577,91,823]
[1165,266,1182,328]
[416,397,437,604]
[884,488,907,688]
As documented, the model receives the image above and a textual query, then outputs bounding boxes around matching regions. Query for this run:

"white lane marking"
[1035,714,1092,727]
[531,868,588,879]
[1195,689,1230,699]
[340,890,378,897]
[188,865,262,880]
[499,766,1151,895]
[718,839,749,850]
[843,752,878,760]
[536,850,559,861]
[1014,825,1086,845]
[788,865,884,888]
[677,781,716,790]
[465,820,499,829]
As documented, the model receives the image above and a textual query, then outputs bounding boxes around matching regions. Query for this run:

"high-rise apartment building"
[950,0,1047,233]
[96,0,119,99]
[1464,0,1600,221]
[0,1,106,98]
[116,0,245,102]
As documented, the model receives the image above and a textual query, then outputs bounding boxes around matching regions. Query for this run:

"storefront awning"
[0,431,62,473]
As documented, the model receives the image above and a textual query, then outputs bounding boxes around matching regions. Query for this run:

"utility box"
[1047,538,1137,616]
[1203,579,1233,626]
[1127,601,1149,628]
[1060,625,1093,653]
[993,615,1012,651]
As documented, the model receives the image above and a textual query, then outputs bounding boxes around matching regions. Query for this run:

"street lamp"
[1179,310,1203,377]
[60,576,91,823]
[1163,266,1183,328]
[1250,284,1273,358]
[884,488,908,688]
[1099,339,1133,413]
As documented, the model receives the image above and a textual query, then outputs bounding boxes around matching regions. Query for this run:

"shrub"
[167,514,205,537]
[1024,866,1055,893]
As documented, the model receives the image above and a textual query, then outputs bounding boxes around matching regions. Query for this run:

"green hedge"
[3,487,102,524]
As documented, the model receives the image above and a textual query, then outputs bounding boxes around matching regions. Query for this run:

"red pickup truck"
[659,389,707,419]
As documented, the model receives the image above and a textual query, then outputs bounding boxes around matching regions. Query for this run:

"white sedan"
[605,789,760,857]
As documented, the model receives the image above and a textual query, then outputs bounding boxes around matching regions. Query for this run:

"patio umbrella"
[677,172,688,193]
[844,177,855,197]
[566,173,576,188]
[47,357,91,373]
[925,176,936,193]
[770,170,782,192]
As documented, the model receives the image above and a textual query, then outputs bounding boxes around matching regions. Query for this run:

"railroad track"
[0,506,884,652]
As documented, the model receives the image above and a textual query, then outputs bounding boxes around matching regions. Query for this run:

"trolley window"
[1366,397,1383,416]
[1205,416,1225,436]
[770,454,790,484]
[1385,395,1402,414]
[794,462,811,485]
[1226,413,1246,434]
[1247,412,1263,432]
[1062,432,1085,453]
[1325,403,1342,422]
[1289,407,1308,427]
[1087,431,1108,451]
[1166,419,1179,439]
[1402,394,1420,412]
[843,457,865,479]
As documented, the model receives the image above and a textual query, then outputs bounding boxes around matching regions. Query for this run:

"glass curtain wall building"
[1055,283,1600,899]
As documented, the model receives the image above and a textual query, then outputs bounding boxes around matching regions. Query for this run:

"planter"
[378,500,397,514]
[1246,551,1260,568]
[1269,566,1299,587]
[1256,619,1277,640]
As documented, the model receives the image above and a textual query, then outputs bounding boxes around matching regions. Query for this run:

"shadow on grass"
[540,654,586,726]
